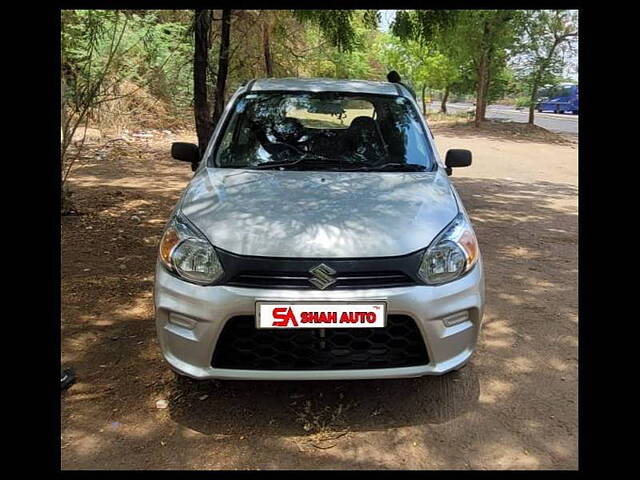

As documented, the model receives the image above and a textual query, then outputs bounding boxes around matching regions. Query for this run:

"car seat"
[345,116,386,162]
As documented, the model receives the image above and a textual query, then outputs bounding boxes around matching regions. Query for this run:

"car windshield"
[209,92,436,171]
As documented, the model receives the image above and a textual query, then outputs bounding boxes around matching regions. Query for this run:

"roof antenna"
[386,70,417,101]
[387,70,402,83]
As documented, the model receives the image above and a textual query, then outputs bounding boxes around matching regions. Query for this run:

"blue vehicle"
[536,83,579,114]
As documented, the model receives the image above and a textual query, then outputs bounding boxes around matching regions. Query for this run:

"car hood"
[180,168,459,258]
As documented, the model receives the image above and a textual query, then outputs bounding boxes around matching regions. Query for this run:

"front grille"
[229,271,414,289]
[211,315,429,370]
[215,248,424,290]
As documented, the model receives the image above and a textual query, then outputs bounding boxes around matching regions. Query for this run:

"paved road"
[427,101,578,135]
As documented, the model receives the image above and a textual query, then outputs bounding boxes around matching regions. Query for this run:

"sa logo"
[271,307,298,327]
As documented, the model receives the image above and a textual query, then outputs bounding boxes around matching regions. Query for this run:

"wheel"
[572,110,578,115]
[537,109,543,113]
[558,110,565,114]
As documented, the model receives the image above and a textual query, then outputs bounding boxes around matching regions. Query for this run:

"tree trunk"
[422,84,427,117]
[480,64,491,121]
[474,19,491,128]
[212,9,232,129]
[528,40,560,125]
[60,77,67,149]
[440,85,450,113]
[475,51,488,127]
[193,9,213,156]
[528,77,540,125]
[263,22,273,77]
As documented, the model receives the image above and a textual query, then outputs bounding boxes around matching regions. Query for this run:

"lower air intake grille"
[211,315,429,370]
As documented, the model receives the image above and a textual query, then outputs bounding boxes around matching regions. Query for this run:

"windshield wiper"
[251,154,366,170]
[340,162,427,172]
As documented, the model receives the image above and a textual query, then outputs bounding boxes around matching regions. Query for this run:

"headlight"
[418,212,479,285]
[158,211,224,285]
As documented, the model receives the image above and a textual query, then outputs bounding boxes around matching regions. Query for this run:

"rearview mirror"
[171,142,200,169]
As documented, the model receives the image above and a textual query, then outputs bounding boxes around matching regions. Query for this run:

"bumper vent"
[211,315,429,370]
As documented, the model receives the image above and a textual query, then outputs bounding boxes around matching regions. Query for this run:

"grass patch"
[291,397,354,447]
[425,110,473,125]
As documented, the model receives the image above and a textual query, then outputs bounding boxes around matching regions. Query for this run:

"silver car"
[154,78,485,380]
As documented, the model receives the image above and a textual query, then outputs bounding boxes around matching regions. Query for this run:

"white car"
[154,77,485,380]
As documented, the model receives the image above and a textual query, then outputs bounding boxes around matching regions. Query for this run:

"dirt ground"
[61,121,578,470]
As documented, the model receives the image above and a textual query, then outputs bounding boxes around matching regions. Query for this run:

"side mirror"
[171,142,200,169]
[445,149,472,174]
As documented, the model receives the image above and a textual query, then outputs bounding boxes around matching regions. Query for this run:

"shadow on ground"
[167,366,480,436]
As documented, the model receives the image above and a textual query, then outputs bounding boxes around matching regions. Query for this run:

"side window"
[217,120,235,154]
[215,98,246,166]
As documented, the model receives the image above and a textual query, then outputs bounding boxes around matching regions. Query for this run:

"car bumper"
[153,260,485,380]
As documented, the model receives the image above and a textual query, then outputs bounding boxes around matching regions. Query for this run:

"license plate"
[256,302,387,329]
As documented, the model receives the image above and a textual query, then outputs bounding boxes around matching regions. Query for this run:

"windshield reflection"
[209,92,435,171]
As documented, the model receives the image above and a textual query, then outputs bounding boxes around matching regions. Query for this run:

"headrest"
[349,116,377,132]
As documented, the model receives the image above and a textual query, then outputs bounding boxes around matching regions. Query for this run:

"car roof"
[249,77,406,97]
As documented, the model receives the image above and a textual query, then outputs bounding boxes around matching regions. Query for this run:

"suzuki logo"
[308,263,337,290]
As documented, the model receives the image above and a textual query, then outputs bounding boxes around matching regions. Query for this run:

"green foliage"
[299,11,383,80]
[487,66,521,103]
[392,10,458,44]
[510,10,578,104]
[376,33,458,92]
[362,10,381,30]
[390,9,531,119]
[292,10,359,52]
[61,11,126,107]
[61,10,193,110]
